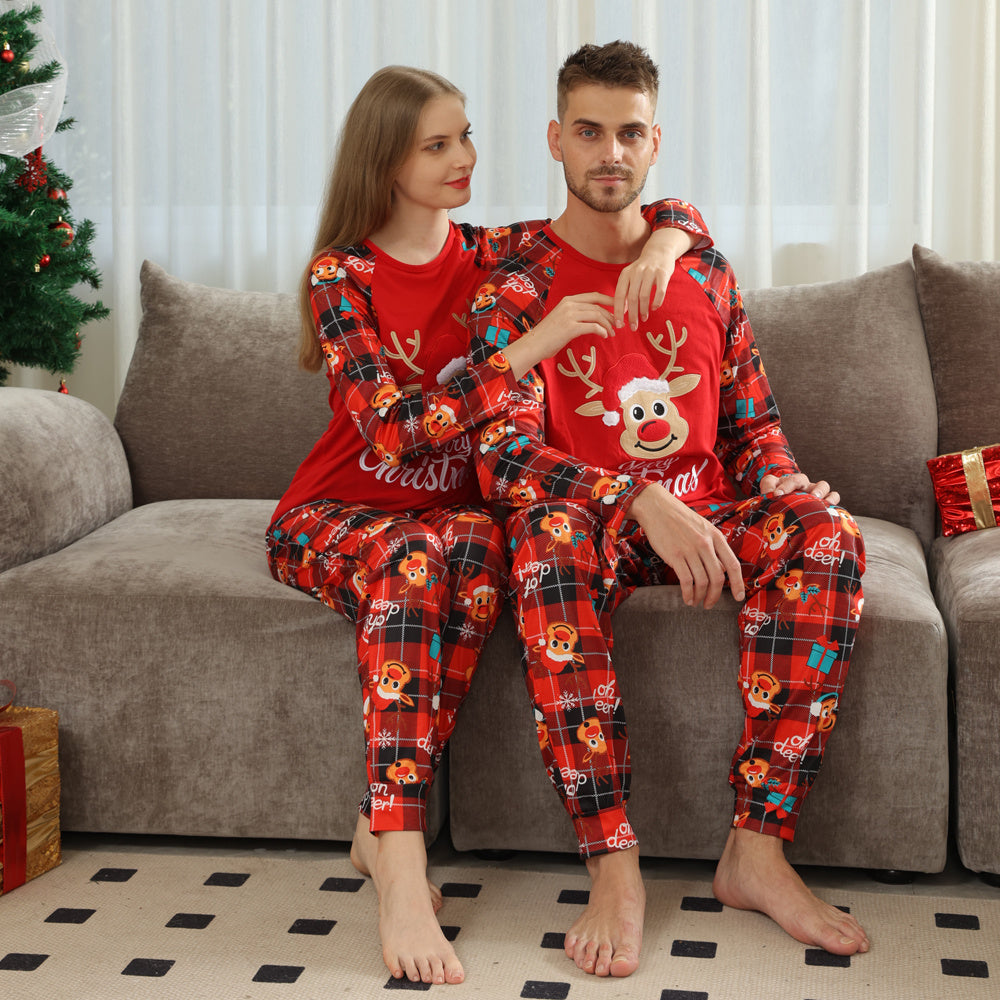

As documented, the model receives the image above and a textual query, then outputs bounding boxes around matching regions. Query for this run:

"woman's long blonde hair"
[298,66,465,371]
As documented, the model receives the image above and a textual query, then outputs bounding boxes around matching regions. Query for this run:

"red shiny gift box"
[0,692,61,894]
[927,443,1000,537]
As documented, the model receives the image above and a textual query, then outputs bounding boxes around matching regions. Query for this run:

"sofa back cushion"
[912,245,1000,456]
[744,261,937,550]
[115,261,331,505]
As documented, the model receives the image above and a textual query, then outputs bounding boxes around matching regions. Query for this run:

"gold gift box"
[0,706,61,893]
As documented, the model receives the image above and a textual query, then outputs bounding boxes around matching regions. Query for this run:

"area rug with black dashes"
[0,847,997,999]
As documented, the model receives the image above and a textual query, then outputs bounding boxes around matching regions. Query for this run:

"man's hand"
[629,484,745,608]
[613,227,694,330]
[760,473,840,507]
[503,292,616,380]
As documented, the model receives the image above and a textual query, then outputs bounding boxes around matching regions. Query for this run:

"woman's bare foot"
[563,847,645,977]
[350,819,461,983]
[350,815,443,912]
[713,827,870,955]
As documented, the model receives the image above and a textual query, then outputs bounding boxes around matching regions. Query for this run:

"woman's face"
[392,94,477,213]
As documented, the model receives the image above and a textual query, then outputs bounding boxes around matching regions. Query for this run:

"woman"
[266,65,709,986]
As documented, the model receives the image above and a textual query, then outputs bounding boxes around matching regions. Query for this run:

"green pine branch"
[0,5,109,386]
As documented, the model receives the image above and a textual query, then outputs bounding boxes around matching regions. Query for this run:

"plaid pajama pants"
[506,491,865,858]
[266,501,506,834]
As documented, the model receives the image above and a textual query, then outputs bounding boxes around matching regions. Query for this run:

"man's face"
[548,83,660,214]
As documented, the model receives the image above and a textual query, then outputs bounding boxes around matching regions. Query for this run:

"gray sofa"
[1,246,996,878]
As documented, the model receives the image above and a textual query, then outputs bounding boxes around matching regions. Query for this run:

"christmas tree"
[0,2,108,388]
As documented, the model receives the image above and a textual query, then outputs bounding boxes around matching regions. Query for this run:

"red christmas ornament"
[16,148,48,193]
[2,42,14,63]
[50,218,74,246]
[48,187,67,201]
[38,253,51,268]
[58,379,69,394]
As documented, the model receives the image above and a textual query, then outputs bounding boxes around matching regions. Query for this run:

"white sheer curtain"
[10,0,999,415]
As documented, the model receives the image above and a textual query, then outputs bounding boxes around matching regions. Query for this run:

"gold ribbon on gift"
[961,447,998,530]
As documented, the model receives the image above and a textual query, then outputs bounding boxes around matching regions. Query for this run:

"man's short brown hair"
[556,40,659,120]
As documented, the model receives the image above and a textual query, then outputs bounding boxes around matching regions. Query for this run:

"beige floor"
[62,827,1000,903]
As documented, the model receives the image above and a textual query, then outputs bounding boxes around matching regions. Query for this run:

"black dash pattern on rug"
[520,981,570,1000]
[670,939,718,959]
[805,948,851,968]
[122,958,175,977]
[203,871,250,887]
[680,896,723,913]
[320,875,364,892]
[90,867,136,883]
[45,908,95,924]
[440,882,481,898]
[166,912,215,929]
[941,958,990,978]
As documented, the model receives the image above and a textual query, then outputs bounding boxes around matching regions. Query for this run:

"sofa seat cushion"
[449,516,949,872]
[0,499,445,842]
[929,527,1000,875]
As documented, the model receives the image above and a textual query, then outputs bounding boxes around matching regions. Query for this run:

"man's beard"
[564,164,648,213]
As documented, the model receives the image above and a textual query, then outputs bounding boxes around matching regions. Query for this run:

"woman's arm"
[310,254,525,465]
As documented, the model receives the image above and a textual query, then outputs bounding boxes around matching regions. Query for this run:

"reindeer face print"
[472,283,496,312]
[810,692,838,732]
[424,401,463,439]
[540,512,572,549]
[563,322,700,461]
[763,512,798,551]
[576,717,607,763]
[615,379,695,458]
[370,384,402,416]
[460,574,497,621]
[535,621,585,673]
[321,340,344,370]
[372,441,402,467]
[387,758,420,783]
[776,568,805,602]
[311,256,343,284]
[374,660,415,709]
[743,670,782,717]
[739,757,770,787]
[398,552,430,590]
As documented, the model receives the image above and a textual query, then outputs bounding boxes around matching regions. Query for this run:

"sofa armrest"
[0,388,132,573]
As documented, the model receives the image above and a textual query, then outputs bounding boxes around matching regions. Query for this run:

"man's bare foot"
[350,819,462,984]
[564,847,645,977]
[713,827,870,955]
[350,815,443,912]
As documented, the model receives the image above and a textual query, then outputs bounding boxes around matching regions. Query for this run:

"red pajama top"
[272,205,712,523]
[469,223,799,528]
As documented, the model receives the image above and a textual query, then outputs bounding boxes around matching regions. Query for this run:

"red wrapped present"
[0,689,61,894]
[927,443,1000,537]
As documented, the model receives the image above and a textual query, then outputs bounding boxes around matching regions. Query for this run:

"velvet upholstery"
[0,252,988,876]
[115,261,330,505]
[743,262,937,551]
[913,245,1000,456]
[0,387,131,574]
[915,244,1000,876]
[0,493,444,841]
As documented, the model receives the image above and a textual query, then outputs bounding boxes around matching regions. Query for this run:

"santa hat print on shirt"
[601,353,673,427]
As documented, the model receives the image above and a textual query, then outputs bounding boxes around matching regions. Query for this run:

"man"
[468,41,869,978]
